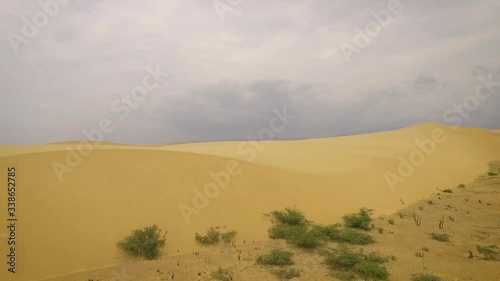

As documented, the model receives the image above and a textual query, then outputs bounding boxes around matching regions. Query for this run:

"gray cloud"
[412,74,439,93]
[1,0,499,145]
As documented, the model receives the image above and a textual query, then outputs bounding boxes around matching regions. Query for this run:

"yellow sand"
[0,123,499,280]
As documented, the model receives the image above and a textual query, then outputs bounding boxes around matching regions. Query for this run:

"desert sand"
[0,122,499,281]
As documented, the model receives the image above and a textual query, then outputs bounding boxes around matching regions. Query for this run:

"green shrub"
[257,249,295,266]
[353,260,389,280]
[270,208,309,226]
[117,224,166,260]
[312,224,342,240]
[342,208,374,230]
[324,246,389,280]
[476,244,500,261]
[269,224,308,240]
[267,208,375,248]
[337,228,375,245]
[411,273,443,281]
[221,231,237,244]
[291,227,327,248]
[211,267,233,281]
[195,227,221,245]
[273,267,301,279]
[366,252,389,263]
[430,233,450,242]
[442,189,453,193]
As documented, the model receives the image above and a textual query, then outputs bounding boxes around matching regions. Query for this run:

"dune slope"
[0,123,499,280]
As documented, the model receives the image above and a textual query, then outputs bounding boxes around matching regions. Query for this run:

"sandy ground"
[0,123,499,281]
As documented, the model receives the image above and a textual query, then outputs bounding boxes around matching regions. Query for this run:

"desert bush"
[342,208,374,230]
[488,172,497,176]
[269,224,308,239]
[257,249,295,266]
[270,208,309,226]
[117,224,166,260]
[430,233,450,242]
[388,219,395,225]
[221,231,237,244]
[411,273,443,281]
[291,227,327,248]
[211,267,233,281]
[476,244,500,261]
[324,246,389,280]
[195,227,221,245]
[337,228,375,245]
[273,267,301,279]
[458,183,465,188]
[442,189,453,193]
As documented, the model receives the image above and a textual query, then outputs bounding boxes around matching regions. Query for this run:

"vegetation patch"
[257,249,295,266]
[442,189,453,193]
[211,267,233,281]
[117,224,166,260]
[342,208,374,230]
[476,244,500,261]
[195,227,237,246]
[221,231,237,244]
[267,208,375,248]
[324,246,389,280]
[430,233,450,242]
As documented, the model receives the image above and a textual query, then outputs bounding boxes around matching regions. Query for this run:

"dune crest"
[0,123,499,281]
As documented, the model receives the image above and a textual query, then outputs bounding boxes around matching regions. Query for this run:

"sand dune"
[1,123,499,281]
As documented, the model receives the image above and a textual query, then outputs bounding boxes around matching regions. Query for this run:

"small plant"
[442,189,453,193]
[336,228,375,245]
[418,206,424,211]
[257,249,295,266]
[415,251,424,257]
[398,212,405,219]
[412,212,422,226]
[195,227,221,246]
[342,208,374,230]
[388,219,395,225]
[324,246,389,280]
[221,231,237,244]
[430,233,450,242]
[270,208,309,226]
[488,172,497,176]
[411,273,443,281]
[273,267,301,279]
[426,200,434,205]
[476,244,500,261]
[390,255,396,261]
[458,183,465,188]
[117,224,167,260]
[211,267,233,281]
[377,227,384,234]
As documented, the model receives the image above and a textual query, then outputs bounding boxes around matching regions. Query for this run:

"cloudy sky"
[1,0,499,145]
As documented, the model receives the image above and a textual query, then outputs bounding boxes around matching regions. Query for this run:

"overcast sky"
[1,0,499,145]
